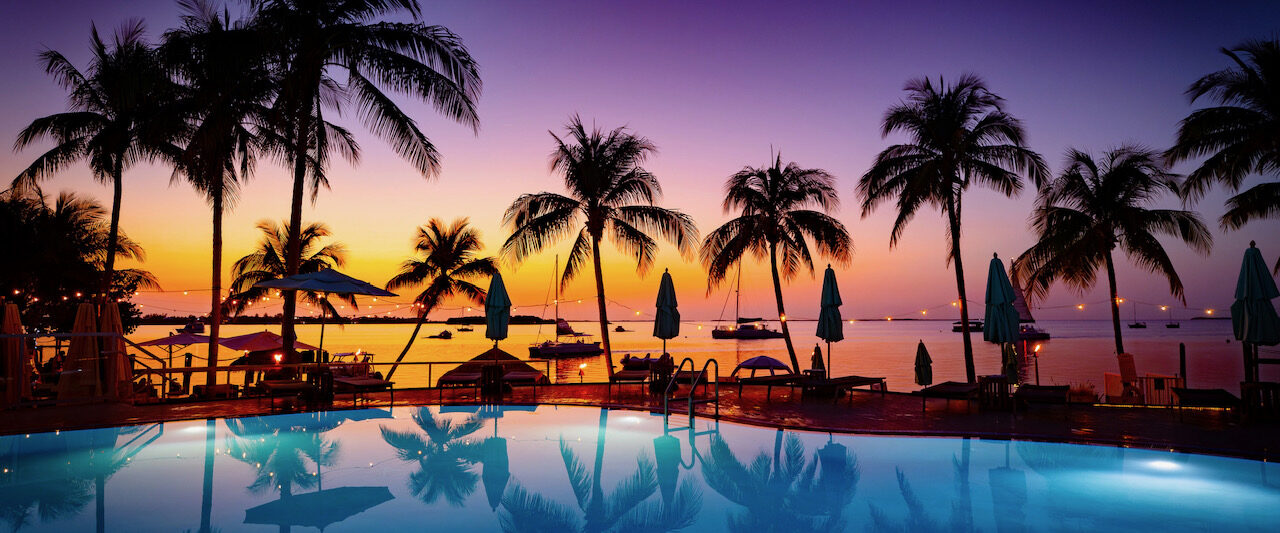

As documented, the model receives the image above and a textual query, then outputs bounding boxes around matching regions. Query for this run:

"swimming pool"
[1,406,1276,532]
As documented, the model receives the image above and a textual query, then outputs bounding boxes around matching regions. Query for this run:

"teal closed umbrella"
[815,265,844,373]
[653,269,680,354]
[983,254,1021,344]
[914,341,933,387]
[1231,241,1280,382]
[485,273,512,346]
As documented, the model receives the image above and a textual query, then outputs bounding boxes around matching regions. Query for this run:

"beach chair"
[259,380,310,411]
[334,376,394,406]
[1115,353,1143,403]
[609,369,650,397]
[501,370,546,398]
[1012,384,1070,417]
[918,381,980,412]
[437,372,483,401]
[802,375,886,403]
[733,373,800,400]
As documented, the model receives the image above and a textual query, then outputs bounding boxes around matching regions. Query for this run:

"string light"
[1077,304,1085,310]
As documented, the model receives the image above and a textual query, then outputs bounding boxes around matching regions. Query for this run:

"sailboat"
[1013,279,1051,340]
[529,256,604,358]
[711,264,785,340]
[1127,300,1147,329]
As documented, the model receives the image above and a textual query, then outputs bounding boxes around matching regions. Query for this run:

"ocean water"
[1,405,1277,532]
[124,318,1274,394]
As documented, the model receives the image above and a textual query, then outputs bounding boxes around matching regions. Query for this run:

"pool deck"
[3,383,1276,460]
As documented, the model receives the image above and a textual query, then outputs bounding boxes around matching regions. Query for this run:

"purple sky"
[2,0,1277,321]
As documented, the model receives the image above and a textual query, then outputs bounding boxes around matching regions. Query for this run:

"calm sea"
[128,318,1275,395]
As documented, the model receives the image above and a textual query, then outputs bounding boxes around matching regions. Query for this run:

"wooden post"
[181,353,194,395]
[1179,343,1186,387]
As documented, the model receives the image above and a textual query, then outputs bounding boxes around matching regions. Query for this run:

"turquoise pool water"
[1,406,1276,532]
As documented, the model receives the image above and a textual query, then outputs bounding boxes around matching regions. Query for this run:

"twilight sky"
[2,0,1278,322]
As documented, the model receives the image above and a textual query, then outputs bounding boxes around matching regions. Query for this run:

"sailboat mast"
[735,263,741,322]
[554,255,560,340]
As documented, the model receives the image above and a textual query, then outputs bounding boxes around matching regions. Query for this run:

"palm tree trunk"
[947,197,976,383]
[199,418,215,533]
[96,474,105,533]
[206,185,222,391]
[768,242,800,373]
[100,162,124,301]
[386,310,427,381]
[591,236,615,377]
[281,109,311,359]
[1104,250,1125,354]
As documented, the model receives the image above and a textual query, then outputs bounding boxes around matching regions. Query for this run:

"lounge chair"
[733,373,801,400]
[1013,384,1070,417]
[609,369,650,397]
[1171,387,1239,420]
[437,372,483,401]
[259,380,311,411]
[802,375,886,403]
[334,376,394,406]
[918,381,980,412]
[501,370,546,397]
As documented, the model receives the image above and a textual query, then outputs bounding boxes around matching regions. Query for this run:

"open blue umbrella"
[815,265,844,374]
[653,269,680,354]
[1231,241,1279,381]
[485,272,512,346]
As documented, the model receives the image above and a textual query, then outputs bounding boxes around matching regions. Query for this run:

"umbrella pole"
[826,341,831,378]
[319,294,327,356]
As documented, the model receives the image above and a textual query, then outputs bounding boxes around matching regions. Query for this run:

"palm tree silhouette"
[699,430,859,532]
[162,0,278,389]
[497,410,700,533]
[700,154,851,371]
[225,220,354,318]
[251,0,482,356]
[501,117,698,376]
[1166,39,1280,272]
[0,431,93,531]
[12,20,177,299]
[385,218,497,380]
[1013,146,1211,355]
[379,407,486,506]
[858,75,1048,382]
[224,417,339,499]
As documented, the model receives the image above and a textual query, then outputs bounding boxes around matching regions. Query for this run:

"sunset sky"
[2,0,1278,322]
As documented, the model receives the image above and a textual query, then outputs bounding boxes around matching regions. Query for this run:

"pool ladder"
[663,357,719,429]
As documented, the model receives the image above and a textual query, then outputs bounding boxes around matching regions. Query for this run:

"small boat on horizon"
[456,325,474,332]
[711,264,786,340]
[529,256,604,359]
[1165,322,1181,328]
[614,325,629,332]
[425,330,453,339]
[952,320,984,333]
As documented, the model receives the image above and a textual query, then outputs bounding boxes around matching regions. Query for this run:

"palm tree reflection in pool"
[700,429,859,532]
[380,408,485,506]
[224,417,338,499]
[498,410,702,532]
[868,440,976,532]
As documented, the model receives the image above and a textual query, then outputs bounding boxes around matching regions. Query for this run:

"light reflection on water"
[1,405,1278,532]
[129,319,1271,393]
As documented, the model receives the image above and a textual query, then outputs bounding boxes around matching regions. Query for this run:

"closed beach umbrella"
[914,341,933,387]
[253,269,397,355]
[815,265,844,373]
[653,269,680,354]
[2,303,31,406]
[811,344,825,372]
[98,303,133,400]
[485,272,511,345]
[1231,241,1280,382]
[983,254,1021,344]
[56,303,100,399]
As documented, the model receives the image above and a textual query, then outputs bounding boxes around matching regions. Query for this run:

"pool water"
[1,406,1276,532]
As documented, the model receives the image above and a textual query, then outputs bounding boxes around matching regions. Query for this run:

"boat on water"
[529,256,604,359]
[178,321,204,334]
[1014,279,1051,341]
[952,320,983,333]
[614,325,629,332]
[456,325,474,332]
[425,330,452,339]
[710,265,785,340]
[1127,301,1146,328]
[1166,322,1181,329]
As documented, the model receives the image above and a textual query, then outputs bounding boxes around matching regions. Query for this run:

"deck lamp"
[1033,343,1043,385]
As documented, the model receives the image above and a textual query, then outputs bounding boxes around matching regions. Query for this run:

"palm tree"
[252,0,482,357]
[12,20,177,299]
[226,220,354,319]
[1166,39,1280,272]
[162,0,278,390]
[502,117,698,376]
[858,75,1048,382]
[379,408,485,506]
[700,155,851,371]
[700,430,859,532]
[384,218,497,380]
[224,417,338,499]
[1013,146,1212,356]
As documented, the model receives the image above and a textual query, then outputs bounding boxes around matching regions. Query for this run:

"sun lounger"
[259,379,311,411]
[334,376,394,406]
[802,375,886,403]
[609,369,651,397]
[918,381,980,412]
[733,373,800,400]
[501,370,546,397]
[1013,384,1069,418]
[437,372,483,401]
